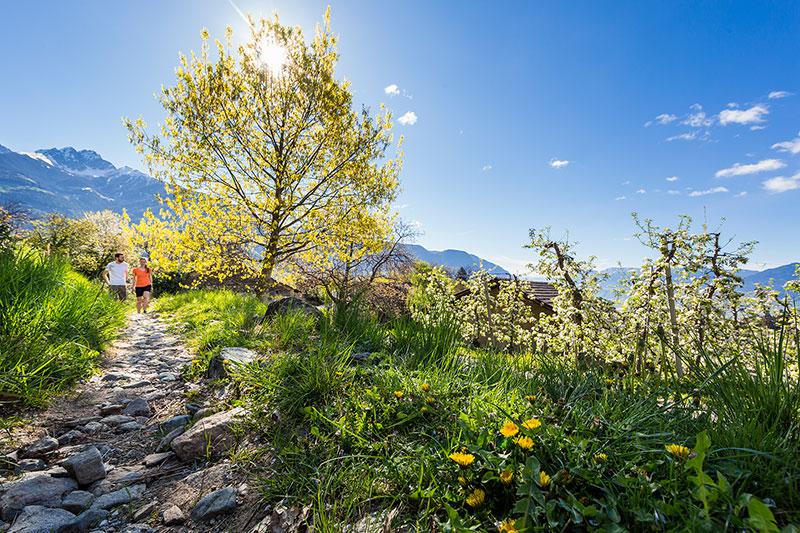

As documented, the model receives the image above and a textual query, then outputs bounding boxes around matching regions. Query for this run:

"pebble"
[162,504,185,525]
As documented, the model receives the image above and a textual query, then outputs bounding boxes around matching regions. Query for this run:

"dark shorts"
[135,285,152,297]
[110,285,127,300]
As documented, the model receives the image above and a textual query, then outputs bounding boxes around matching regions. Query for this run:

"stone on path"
[56,430,84,446]
[100,415,135,426]
[19,437,58,459]
[60,490,95,514]
[15,459,46,473]
[7,505,75,533]
[156,427,184,453]
[81,421,104,435]
[170,408,246,461]
[190,487,237,522]
[142,452,173,468]
[159,415,190,434]
[99,404,124,416]
[117,421,142,432]
[62,507,109,532]
[61,446,106,486]
[122,398,151,417]
[162,504,185,525]
[91,483,146,510]
[206,347,259,379]
[0,474,77,521]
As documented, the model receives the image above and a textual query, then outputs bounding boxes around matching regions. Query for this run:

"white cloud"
[667,132,698,142]
[750,125,766,131]
[683,110,712,128]
[718,104,769,125]
[690,103,703,111]
[621,180,631,185]
[715,158,785,178]
[635,188,646,194]
[384,84,400,96]
[762,173,800,193]
[735,191,748,198]
[615,195,627,201]
[397,111,418,126]
[645,113,677,127]
[768,90,792,99]
[548,159,570,169]
[482,164,492,172]
[666,176,679,182]
[690,186,729,197]
[772,136,800,155]
[667,189,681,195]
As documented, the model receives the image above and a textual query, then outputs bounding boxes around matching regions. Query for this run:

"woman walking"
[131,257,154,314]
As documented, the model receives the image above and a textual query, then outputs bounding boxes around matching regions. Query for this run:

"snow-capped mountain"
[0,144,163,218]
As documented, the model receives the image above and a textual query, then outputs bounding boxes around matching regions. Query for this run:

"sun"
[257,35,288,76]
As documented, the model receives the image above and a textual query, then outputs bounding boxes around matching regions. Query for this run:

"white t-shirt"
[106,262,129,286]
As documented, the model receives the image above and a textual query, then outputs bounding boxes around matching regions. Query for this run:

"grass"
[157,289,799,531]
[0,247,125,406]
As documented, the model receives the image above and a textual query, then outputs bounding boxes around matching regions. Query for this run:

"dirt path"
[0,314,261,533]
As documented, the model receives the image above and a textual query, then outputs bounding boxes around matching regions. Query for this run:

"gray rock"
[159,415,190,434]
[185,403,201,415]
[81,422,104,435]
[192,408,216,421]
[98,404,124,416]
[61,447,106,486]
[121,398,150,417]
[7,505,75,533]
[91,484,145,510]
[90,466,144,495]
[60,491,94,514]
[15,459,46,473]
[99,415,134,426]
[155,427,184,453]
[60,507,109,532]
[19,437,59,459]
[0,475,77,521]
[190,487,237,522]
[56,430,84,446]
[170,408,246,461]
[157,373,178,382]
[63,417,100,429]
[206,347,258,379]
[264,297,322,322]
[162,504,184,525]
[121,380,151,389]
[116,421,141,433]
[142,452,173,468]
[131,501,157,522]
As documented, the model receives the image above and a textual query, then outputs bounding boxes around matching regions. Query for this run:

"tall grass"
[0,248,125,405]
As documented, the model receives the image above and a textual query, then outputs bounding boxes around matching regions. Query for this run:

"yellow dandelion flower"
[458,475,468,487]
[514,435,534,450]
[499,469,514,485]
[593,452,608,463]
[522,418,541,430]
[425,396,435,404]
[500,420,519,437]
[465,488,485,507]
[420,406,429,414]
[538,470,551,488]
[449,451,475,467]
[421,383,430,392]
[665,444,691,460]
[394,390,404,399]
[524,394,537,403]
[498,518,518,532]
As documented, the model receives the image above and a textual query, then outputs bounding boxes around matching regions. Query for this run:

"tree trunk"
[663,263,683,378]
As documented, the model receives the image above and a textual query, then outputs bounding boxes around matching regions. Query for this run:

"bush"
[0,247,125,405]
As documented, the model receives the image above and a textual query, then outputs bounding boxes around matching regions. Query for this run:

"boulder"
[19,437,59,459]
[60,491,94,514]
[61,447,106,486]
[122,398,151,417]
[0,474,77,521]
[170,408,246,461]
[7,505,75,533]
[264,297,322,321]
[206,347,259,379]
[190,487,237,522]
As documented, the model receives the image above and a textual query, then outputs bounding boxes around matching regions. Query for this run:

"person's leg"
[136,295,143,313]
[142,290,151,313]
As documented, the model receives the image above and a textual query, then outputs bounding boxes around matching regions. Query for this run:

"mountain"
[0,145,163,219]
[405,243,510,277]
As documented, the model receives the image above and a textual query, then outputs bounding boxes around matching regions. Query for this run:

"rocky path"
[0,314,258,533]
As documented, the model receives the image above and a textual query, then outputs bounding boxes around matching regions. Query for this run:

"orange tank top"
[132,267,152,287]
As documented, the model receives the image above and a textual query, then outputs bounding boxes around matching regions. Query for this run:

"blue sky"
[1,1,798,272]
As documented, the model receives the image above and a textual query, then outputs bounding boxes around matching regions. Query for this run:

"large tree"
[126,10,401,288]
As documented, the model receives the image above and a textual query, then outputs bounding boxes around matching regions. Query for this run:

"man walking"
[103,252,129,300]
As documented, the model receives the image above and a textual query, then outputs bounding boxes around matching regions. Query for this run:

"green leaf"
[746,497,780,533]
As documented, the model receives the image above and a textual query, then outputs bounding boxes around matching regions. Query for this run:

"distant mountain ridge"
[405,243,510,277]
[0,144,163,219]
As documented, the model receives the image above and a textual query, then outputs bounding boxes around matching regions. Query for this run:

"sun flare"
[257,35,288,76]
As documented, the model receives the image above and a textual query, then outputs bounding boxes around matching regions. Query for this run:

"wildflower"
[458,475,468,486]
[665,443,691,460]
[449,451,475,467]
[593,452,608,463]
[425,396,435,404]
[522,418,541,430]
[514,435,534,450]
[393,390,404,399]
[500,420,519,437]
[465,488,485,507]
[498,518,518,532]
[420,406,429,414]
[421,383,430,392]
[524,394,537,403]
[605,378,614,386]
[538,470,551,488]
[499,469,514,485]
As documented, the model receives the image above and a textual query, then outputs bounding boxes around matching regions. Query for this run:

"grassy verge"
[0,248,126,406]
[157,289,799,531]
